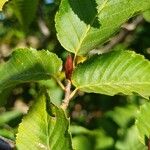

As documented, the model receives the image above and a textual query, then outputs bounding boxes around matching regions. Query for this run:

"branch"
[148,138,150,150]
[60,80,77,110]
[60,80,71,110]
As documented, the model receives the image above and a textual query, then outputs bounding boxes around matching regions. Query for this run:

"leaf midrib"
[75,0,109,55]
[76,82,150,89]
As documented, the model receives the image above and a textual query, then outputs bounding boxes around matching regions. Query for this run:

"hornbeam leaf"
[16,93,72,150]
[55,0,150,56]
[0,48,62,104]
[143,10,150,22]
[11,0,39,30]
[72,51,150,98]
[136,102,150,145]
[115,126,147,150]
[0,0,8,11]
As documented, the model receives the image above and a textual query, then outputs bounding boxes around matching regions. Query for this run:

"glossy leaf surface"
[0,0,8,10]
[0,48,62,104]
[11,0,39,30]
[16,93,72,150]
[56,0,150,55]
[136,102,150,144]
[72,51,150,98]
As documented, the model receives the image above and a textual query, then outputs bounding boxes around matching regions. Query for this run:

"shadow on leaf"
[68,0,100,28]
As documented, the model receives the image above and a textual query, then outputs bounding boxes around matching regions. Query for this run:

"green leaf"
[0,110,22,126]
[106,105,137,128]
[70,125,92,135]
[39,79,63,106]
[0,128,15,140]
[11,0,39,30]
[55,0,150,56]
[136,102,150,144]
[72,135,92,150]
[71,125,114,149]
[16,93,72,150]
[0,0,8,11]
[94,132,114,149]
[0,48,62,105]
[115,126,147,150]
[143,10,150,22]
[0,87,12,105]
[72,50,150,98]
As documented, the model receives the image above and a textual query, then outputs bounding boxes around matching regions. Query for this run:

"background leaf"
[72,50,150,98]
[0,0,8,11]
[16,93,72,150]
[0,110,22,126]
[136,102,150,145]
[106,105,137,128]
[0,48,62,105]
[39,79,63,106]
[71,125,114,150]
[72,135,92,150]
[11,0,39,30]
[143,10,150,22]
[115,126,147,150]
[56,0,150,55]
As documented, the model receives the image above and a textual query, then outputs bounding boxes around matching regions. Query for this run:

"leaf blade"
[16,93,72,150]
[11,0,39,30]
[0,48,62,104]
[136,102,150,145]
[143,10,150,22]
[115,126,147,150]
[0,0,8,11]
[72,50,150,98]
[56,0,150,55]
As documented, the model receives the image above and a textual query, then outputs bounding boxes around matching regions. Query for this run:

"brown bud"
[65,55,73,80]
